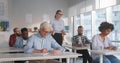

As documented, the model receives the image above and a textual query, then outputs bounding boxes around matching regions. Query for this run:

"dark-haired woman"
[92,22,120,63]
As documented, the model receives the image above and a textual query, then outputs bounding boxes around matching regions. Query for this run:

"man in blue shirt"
[14,28,28,48]
[24,22,64,63]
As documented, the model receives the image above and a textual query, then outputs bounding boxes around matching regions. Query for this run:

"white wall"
[0,0,69,48]
[117,0,120,5]
[0,0,12,48]
[0,0,8,20]
[68,0,84,7]
[11,0,69,29]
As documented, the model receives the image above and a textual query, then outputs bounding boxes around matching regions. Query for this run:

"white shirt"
[78,36,83,44]
[92,34,113,59]
[23,39,27,46]
[50,19,65,33]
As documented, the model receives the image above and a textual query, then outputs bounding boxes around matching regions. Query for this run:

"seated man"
[14,28,28,48]
[9,27,21,47]
[73,26,92,63]
[24,22,65,63]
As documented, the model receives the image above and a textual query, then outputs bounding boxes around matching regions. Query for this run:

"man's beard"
[23,37,28,40]
[78,33,82,36]
[16,34,21,36]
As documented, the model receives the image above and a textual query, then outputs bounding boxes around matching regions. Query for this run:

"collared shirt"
[73,35,91,44]
[14,36,28,48]
[24,33,65,53]
[92,34,113,59]
[50,19,65,33]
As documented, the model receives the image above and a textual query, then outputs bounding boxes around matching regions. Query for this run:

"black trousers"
[77,50,92,63]
[52,33,63,46]
[14,61,25,63]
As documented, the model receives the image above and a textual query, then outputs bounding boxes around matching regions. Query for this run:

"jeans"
[93,55,120,63]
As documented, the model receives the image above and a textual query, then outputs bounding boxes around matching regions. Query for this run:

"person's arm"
[14,37,21,48]
[108,38,114,47]
[104,37,117,50]
[24,35,36,53]
[84,36,91,44]
[32,49,48,53]
[92,36,102,50]
[9,35,15,47]
[72,36,78,46]
[24,35,48,53]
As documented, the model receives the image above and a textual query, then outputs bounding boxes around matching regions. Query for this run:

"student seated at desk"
[73,26,92,63]
[9,27,21,47]
[92,22,120,63]
[24,22,65,63]
[14,28,28,48]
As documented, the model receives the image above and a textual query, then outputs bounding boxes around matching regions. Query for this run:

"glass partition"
[95,9,107,34]
[83,12,92,40]
[108,5,120,41]
[70,4,120,43]
[73,15,81,36]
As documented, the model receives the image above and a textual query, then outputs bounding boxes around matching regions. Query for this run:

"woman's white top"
[50,19,65,33]
[92,34,113,59]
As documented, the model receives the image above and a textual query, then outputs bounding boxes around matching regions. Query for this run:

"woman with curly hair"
[92,22,120,63]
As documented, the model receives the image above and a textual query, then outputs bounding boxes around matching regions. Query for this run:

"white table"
[90,50,120,63]
[63,44,89,63]
[0,52,81,63]
[63,44,89,53]
[0,47,24,53]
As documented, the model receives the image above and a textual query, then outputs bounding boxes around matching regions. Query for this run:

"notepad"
[41,53,49,56]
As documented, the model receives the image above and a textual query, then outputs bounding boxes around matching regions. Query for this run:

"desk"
[90,50,120,63]
[63,44,89,63]
[63,44,89,53]
[0,47,23,53]
[0,52,81,63]
[63,45,90,53]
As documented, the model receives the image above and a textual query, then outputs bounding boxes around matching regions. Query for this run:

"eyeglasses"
[42,30,51,34]
[57,13,63,16]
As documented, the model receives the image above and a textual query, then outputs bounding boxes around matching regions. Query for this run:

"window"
[95,0,116,9]
[94,9,107,35]
[106,5,120,41]
[83,12,92,40]
[73,15,81,36]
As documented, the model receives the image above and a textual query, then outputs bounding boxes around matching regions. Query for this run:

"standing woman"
[50,10,66,46]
